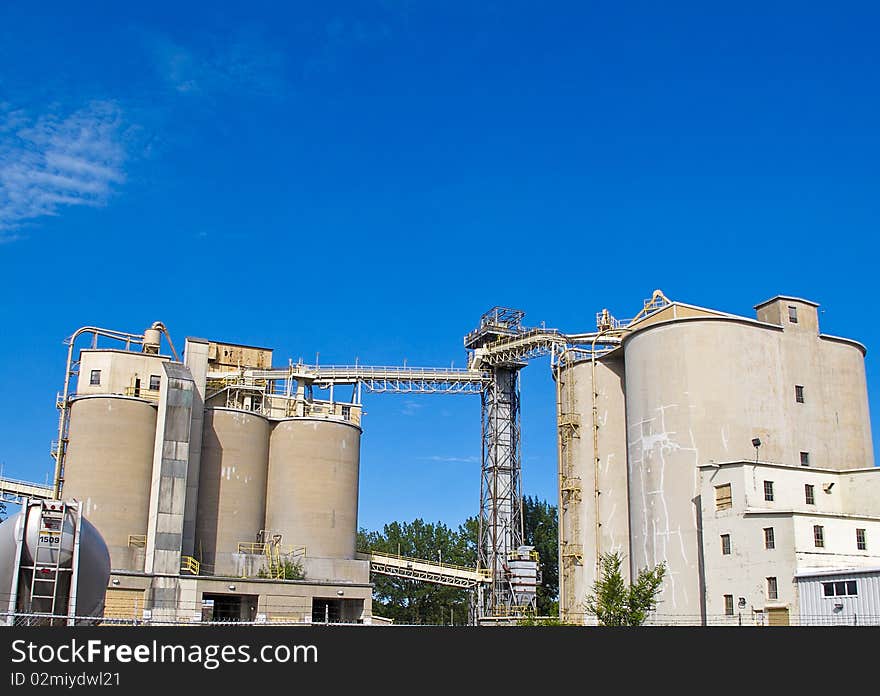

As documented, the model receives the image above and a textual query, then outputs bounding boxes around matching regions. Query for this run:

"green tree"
[584,551,666,626]
[358,519,476,625]
[522,496,558,616]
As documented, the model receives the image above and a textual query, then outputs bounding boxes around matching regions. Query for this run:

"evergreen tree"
[584,551,666,626]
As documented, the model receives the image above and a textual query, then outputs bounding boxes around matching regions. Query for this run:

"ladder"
[17,500,82,624]
[28,502,67,617]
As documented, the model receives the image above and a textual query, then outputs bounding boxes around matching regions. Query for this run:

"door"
[103,589,144,621]
[767,607,790,626]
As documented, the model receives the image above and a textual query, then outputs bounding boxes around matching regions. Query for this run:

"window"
[800,451,810,467]
[89,369,101,386]
[149,374,161,391]
[805,484,815,505]
[788,305,798,323]
[795,385,805,403]
[823,581,857,597]
[856,528,867,551]
[724,594,734,616]
[767,577,778,600]
[721,534,731,555]
[763,481,774,502]
[814,525,825,548]
[764,527,775,550]
[715,484,732,511]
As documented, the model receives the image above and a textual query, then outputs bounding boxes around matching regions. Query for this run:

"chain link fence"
[4,609,880,627]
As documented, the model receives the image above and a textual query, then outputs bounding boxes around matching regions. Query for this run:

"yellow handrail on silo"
[180,556,200,575]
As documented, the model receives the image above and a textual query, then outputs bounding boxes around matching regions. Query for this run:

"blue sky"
[1,2,878,531]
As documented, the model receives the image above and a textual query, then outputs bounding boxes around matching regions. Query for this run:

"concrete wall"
[104,572,372,623]
[77,350,170,399]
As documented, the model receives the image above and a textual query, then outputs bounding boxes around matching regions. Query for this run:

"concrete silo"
[265,418,362,560]
[61,395,157,571]
[625,300,872,617]
[195,408,271,576]
[555,350,629,624]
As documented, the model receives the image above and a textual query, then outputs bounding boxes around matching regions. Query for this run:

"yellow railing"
[180,556,200,575]
[128,535,147,548]
[237,542,305,556]
[123,386,161,401]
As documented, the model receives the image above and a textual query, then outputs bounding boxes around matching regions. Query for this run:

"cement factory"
[2,291,879,626]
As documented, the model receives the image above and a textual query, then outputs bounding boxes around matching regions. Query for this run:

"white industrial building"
[699,460,880,625]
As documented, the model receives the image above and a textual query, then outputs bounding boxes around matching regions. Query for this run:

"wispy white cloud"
[0,101,129,236]
[418,455,480,464]
[400,400,424,416]
[151,32,285,97]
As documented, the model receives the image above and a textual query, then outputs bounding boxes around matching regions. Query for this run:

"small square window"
[149,375,161,391]
[856,528,867,551]
[715,484,732,511]
[823,582,835,597]
[800,451,810,467]
[764,527,775,550]
[724,594,734,616]
[814,525,825,548]
[763,481,774,502]
[846,580,857,595]
[721,534,731,555]
[767,577,778,600]
[805,484,815,505]
[795,385,805,403]
[788,305,798,323]
[89,369,101,386]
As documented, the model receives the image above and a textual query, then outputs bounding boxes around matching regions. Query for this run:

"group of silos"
[555,297,873,621]
[62,390,361,576]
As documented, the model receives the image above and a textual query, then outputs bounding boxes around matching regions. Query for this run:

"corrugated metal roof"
[795,566,880,579]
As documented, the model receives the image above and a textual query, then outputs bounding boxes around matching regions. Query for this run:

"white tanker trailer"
[0,499,110,625]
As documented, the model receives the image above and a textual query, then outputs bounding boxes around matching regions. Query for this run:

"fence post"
[853,613,857,626]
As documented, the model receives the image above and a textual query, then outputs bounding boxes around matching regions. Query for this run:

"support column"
[479,367,525,618]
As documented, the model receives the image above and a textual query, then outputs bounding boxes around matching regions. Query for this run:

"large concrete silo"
[195,408,271,575]
[61,395,157,571]
[265,418,361,560]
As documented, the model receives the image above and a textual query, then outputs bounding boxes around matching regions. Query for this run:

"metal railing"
[237,542,306,556]
[123,386,161,401]
[180,556,201,575]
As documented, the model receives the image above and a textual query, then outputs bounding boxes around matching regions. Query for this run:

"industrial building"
[556,295,880,625]
[55,327,373,624]
[5,290,878,626]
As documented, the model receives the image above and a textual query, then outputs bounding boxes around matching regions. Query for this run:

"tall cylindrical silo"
[196,408,270,575]
[61,395,157,570]
[556,350,629,625]
[265,418,361,560]
[624,317,786,620]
